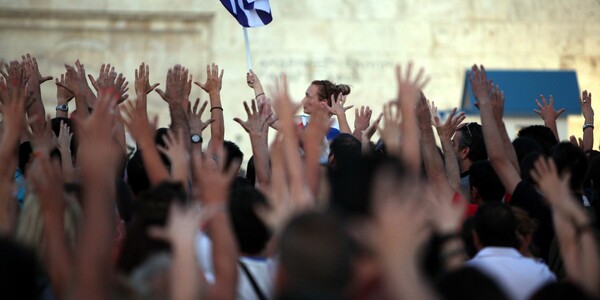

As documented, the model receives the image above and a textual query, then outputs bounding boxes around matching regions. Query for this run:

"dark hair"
[520,151,544,184]
[117,182,187,274]
[512,137,544,166]
[0,237,41,300]
[311,80,351,106]
[437,267,509,300]
[552,142,589,191]
[245,156,256,187]
[473,202,519,249]
[18,141,33,176]
[278,212,353,297]
[458,122,487,162]
[469,160,505,203]
[224,140,244,169]
[228,183,271,255]
[530,281,594,300]
[517,125,558,154]
[329,133,361,170]
[126,150,151,196]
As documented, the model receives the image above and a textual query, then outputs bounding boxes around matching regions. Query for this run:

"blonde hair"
[15,191,82,260]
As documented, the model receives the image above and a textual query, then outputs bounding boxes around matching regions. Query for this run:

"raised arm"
[195,63,224,155]
[29,154,72,298]
[580,90,594,152]
[157,129,191,187]
[71,91,121,300]
[530,156,599,298]
[491,85,520,173]
[0,62,27,234]
[534,94,565,142]
[397,63,430,174]
[192,147,239,300]
[247,69,266,102]
[469,65,520,194]
[433,106,465,192]
[156,64,192,152]
[417,94,455,195]
[233,99,275,188]
[187,98,214,155]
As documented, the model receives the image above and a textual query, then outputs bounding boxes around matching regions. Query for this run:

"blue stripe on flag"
[220,0,273,27]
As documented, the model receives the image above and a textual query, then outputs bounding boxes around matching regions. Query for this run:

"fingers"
[556,108,566,118]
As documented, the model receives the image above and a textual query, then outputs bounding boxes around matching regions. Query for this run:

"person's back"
[466,203,555,300]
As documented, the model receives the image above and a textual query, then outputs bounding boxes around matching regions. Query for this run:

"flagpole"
[243,27,253,70]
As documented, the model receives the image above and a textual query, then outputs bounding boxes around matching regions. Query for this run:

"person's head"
[473,202,519,250]
[517,125,558,154]
[519,151,544,184]
[469,160,505,204]
[276,212,353,298]
[228,183,271,256]
[328,133,361,170]
[511,207,539,257]
[224,140,244,171]
[437,267,509,300]
[452,122,487,171]
[0,237,41,300]
[117,182,187,274]
[512,137,544,167]
[551,142,589,191]
[302,80,351,115]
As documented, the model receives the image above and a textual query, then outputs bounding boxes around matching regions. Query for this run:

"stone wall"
[1,0,599,160]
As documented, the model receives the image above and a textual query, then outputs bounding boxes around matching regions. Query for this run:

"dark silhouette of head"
[473,202,519,249]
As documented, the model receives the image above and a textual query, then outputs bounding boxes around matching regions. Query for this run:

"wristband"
[210,107,223,112]
[583,124,594,131]
[255,92,265,98]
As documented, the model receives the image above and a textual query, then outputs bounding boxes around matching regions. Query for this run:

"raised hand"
[580,90,594,123]
[188,98,214,134]
[529,156,570,207]
[88,64,129,102]
[149,201,216,245]
[56,74,74,104]
[468,64,492,102]
[324,92,354,116]
[490,84,505,120]
[120,97,156,151]
[134,62,159,95]
[21,53,52,84]
[0,61,27,132]
[434,107,466,140]
[246,69,261,89]
[378,102,402,154]
[158,129,191,185]
[192,146,240,204]
[156,64,188,106]
[396,62,430,107]
[195,63,223,95]
[28,153,65,217]
[234,99,275,136]
[31,115,57,154]
[56,121,73,154]
[353,106,372,137]
[534,94,565,121]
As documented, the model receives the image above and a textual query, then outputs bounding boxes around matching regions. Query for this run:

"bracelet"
[255,92,265,98]
[583,124,594,131]
[575,221,595,237]
[210,106,223,112]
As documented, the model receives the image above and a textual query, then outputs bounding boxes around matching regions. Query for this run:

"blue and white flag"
[220,0,273,27]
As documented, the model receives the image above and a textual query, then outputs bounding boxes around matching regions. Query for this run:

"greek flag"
[220,0,273,27]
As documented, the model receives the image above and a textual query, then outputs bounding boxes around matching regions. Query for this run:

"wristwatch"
[191,134,203,144]
[55,104,69,112]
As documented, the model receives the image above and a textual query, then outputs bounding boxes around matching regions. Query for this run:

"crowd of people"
[0,53,598,300]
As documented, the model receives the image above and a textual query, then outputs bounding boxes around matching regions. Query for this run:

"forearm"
[208,212,238,300]
[400,112,421,174]
[168,104,192,152]
[170,242,202,300]
[207,91,224,154]
[27,98,46,133]
[43,216,74,298]
[59,150,77,183]
[138,141,170,186]
[420,123,452,193]
[337,114,352,134]
[543,118,560,141]
[497,119,520,173]
[250,133,271,188]
[304,134,324,196]
[583,118,594,152]
[439,136,460,191]
[170,160,190,186]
